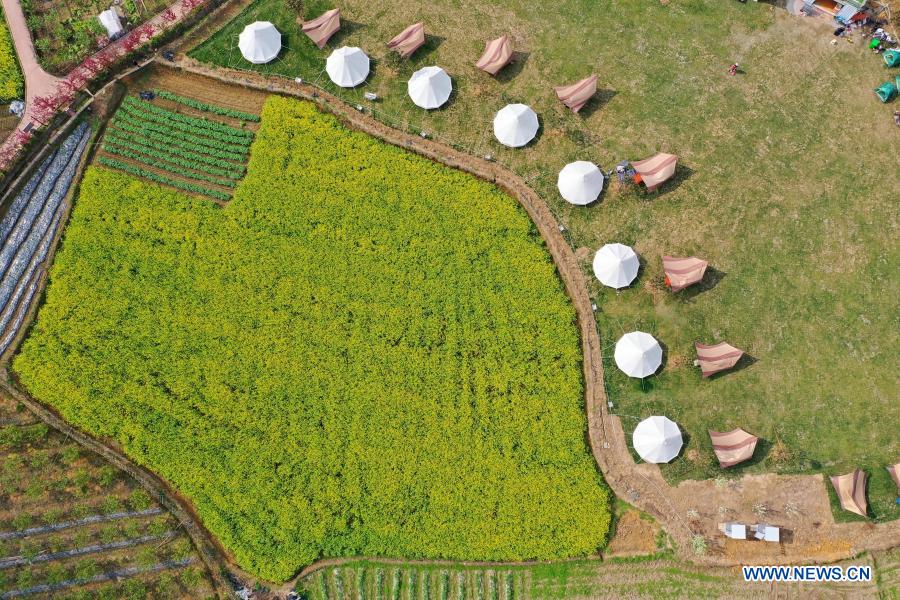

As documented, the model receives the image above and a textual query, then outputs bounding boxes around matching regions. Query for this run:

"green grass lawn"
[14,96,610,582]
[190,0,900,521]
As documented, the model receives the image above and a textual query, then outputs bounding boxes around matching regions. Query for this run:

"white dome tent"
[407,66,452,109]
[557,161,604,205]
[592,243,639,289]
[326,47,370,88]
[493,104,539,148]
[614,331,662,378]
[238,22,281,65]
[632,416,683,463]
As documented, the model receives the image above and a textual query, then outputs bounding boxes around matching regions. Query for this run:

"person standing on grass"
[729,63,739,76]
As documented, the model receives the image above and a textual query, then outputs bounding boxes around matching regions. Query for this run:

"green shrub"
[16,96,610,582]
[180,567,203,588]
[42,507,65,524]
[11,512,32,531]
[97,465,118,487]
[102,495,124,514]
[128,489,152,511]
[59,445,81,465]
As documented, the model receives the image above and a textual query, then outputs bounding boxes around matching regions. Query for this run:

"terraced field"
[0,395,216,599]
[97,92,259,203]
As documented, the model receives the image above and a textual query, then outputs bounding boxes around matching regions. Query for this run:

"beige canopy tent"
[387,22,425,58]
[888,463,900,488]
[301,8,340,49]
[695,342,744,377]
[554,75,597,113]
[476,36,513,75]
[662,256,707,292]
[709,428,758,468]
[632,152,678,191]
[830,469,868,517]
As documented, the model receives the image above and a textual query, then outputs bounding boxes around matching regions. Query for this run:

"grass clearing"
[15,95,610,582]
[190,0,900,520]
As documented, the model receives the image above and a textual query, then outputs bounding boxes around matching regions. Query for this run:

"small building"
[97,8,124,40]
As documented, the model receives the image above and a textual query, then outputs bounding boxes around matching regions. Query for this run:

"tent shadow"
[577,88,617,118]
[727,437,773,472]
[656,337,670,374]
[411,34,445,63]
[650,163,694,195]
[705,353,758,380]
[495,51,529,83]
[425,83,458,113]
[327,19,366,48]
[674,428,691,461]
[678,266,727,300]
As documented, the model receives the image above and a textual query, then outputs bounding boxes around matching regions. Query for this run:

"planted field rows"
[302,566,526,600]
[0,419,215,599]
[99,93,260,202]
[0,123,91,362]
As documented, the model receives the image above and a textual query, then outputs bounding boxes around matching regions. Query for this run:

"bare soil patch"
[605,510,660,557]
[124,65,269,117]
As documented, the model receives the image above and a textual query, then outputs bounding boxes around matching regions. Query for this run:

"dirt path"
[161,59,900,579]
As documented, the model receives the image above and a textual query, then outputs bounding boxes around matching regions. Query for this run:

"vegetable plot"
[99,94,255,201]
[16,96,610,582]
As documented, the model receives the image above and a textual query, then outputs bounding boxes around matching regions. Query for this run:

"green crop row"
[107,123,248,163]
[102,144,238,188]
[122,96,254,139]
[110,114,250,158]
[103,135,244,180]
[117,102,254,148]
[97,157,231,200]
[153,89,261,122]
